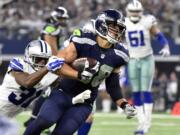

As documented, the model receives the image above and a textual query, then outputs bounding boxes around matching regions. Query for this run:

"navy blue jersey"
[58,31,129,103]
[40,19,63,49]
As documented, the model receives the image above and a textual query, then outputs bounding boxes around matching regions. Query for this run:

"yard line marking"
[99,121,179,126]
[94,112,180,119]
[18,112,180,119]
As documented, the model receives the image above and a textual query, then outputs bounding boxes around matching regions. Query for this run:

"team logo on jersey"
[101,54,105,59]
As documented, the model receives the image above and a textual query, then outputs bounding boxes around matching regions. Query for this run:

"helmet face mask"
[24,40,52,71]
[126,1,143,23]
[31,55,49,70]
[95,9,126,44]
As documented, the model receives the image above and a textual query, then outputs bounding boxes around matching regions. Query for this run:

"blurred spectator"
[166,71,178,112]
[0,0,178,39]
[152,72,168,112]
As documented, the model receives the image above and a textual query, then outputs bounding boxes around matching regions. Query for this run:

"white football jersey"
[0,57,58,117]
[125,15,157,58]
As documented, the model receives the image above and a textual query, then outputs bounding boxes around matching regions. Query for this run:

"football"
[71,57,98,72]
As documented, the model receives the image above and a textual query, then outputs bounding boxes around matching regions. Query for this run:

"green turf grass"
[16,112,180,135]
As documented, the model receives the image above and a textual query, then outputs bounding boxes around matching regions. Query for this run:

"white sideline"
[19,111,180,119]
[94,112,180,119]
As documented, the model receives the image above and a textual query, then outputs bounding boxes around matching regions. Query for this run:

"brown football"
[71,57,98,72]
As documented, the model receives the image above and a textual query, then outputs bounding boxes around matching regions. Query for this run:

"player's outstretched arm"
[11,56,64,89]
[151,24,170,57]
[11,68,48,89]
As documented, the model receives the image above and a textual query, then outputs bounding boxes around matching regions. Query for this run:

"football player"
[23,9,137,135]
[0,39,63,118]
[0,39,87,120]
[125,0,170,134]
[24,6,70,129]
[41,6,69,55]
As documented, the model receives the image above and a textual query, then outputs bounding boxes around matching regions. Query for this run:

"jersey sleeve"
[8,58,24,72]
[69,30,96,56]
[114,44,129,66]
[42,24,61,36]
[40,72,59,87]
[146,14,157,29]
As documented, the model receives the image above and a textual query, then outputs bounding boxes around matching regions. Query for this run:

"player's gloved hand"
[121,101,137,119]
[78,60,100,84]
[159,45,170,57]
[123,104,137,119]
[46,56,65,72]
[72,90,91,104]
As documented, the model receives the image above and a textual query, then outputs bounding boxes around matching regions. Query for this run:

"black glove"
[78,60,99,84]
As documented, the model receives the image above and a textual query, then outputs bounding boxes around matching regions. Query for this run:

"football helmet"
[51,6,69,26]
[95,9,126,44]
[24,40,52,70]
[126,0,143,23]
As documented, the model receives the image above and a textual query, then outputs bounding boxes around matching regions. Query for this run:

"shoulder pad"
[9,58,24,72]
[70,31,96,45]
[114,45,129,63]
[73,28,82,36]
[43,25,61,35]
[145,14,157,25]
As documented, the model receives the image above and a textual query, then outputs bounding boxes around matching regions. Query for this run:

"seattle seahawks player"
[41,6,69,54]
[0,39,64,118]
[125,1,170,134]
[24,9,137,135]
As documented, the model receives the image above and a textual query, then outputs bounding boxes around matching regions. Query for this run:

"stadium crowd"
[0,0,180,39]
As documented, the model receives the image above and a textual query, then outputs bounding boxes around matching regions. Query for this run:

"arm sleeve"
[9,58,24,72]
[105,73,123,102]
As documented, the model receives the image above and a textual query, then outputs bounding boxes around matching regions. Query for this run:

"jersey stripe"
[39,40,44,53]
[114,49,129,62]
[72,37,96,45]
[9,59,23,71]
[44,41,48,53]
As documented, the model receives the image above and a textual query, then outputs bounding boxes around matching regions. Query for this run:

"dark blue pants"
[23,89,92,135]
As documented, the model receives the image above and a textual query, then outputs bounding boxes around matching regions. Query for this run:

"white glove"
[72,90,91,104]
[123,104,137,119]
[159,45,170,57]
[46,56,64,72]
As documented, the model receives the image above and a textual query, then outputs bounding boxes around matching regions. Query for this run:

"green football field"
[16,112,180,135]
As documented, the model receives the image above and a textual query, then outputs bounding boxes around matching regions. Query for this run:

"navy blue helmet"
[50,6,69,26]
[95,9,126,44]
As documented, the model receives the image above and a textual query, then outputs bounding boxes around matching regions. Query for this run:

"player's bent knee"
[36,117,55,130]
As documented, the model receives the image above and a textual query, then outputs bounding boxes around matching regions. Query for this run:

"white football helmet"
[126,0,143,23]
[24,40,52,70]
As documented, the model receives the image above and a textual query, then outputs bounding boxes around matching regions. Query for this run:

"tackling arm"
[11,67,49,89]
